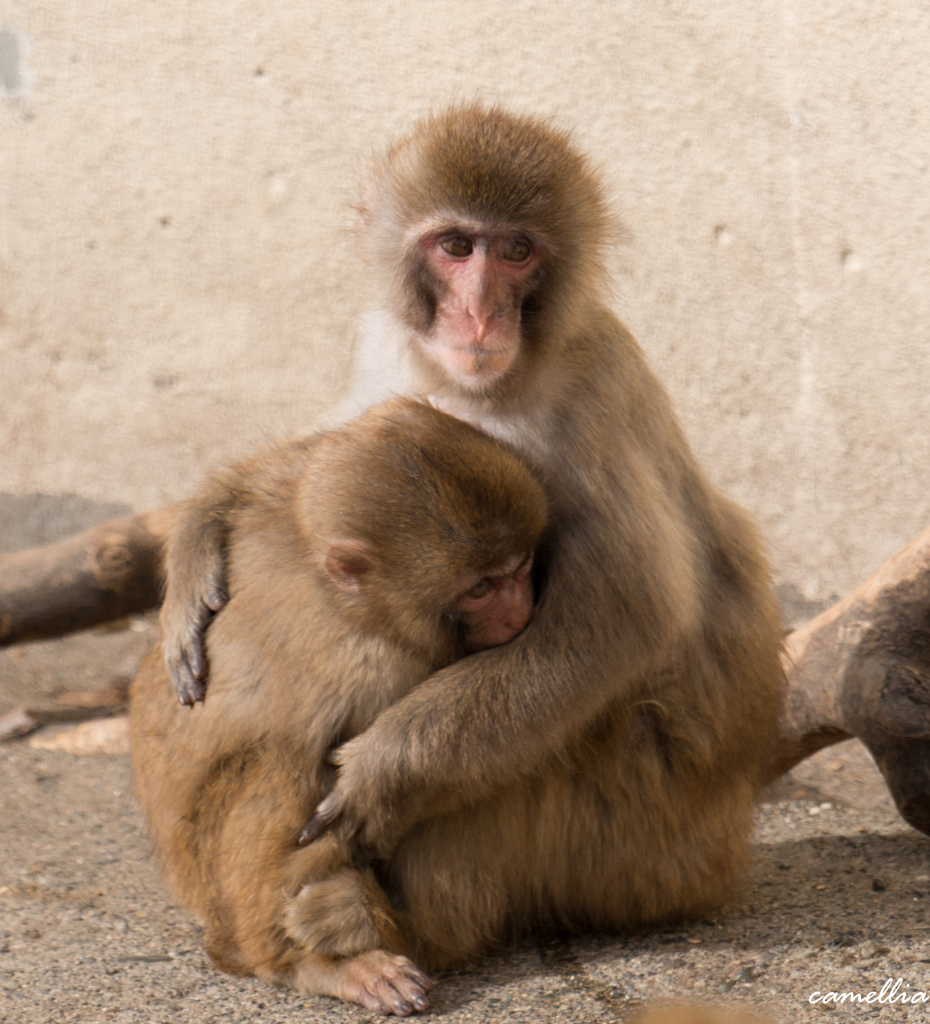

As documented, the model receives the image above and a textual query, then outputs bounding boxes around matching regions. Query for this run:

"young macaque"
[129,397,546,1015]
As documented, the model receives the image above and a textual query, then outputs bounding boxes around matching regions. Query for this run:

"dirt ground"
[2,620,929,1024]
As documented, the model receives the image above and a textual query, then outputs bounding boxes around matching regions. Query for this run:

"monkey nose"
[468,314,489,341]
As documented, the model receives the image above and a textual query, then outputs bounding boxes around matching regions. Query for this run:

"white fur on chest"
[326,310,552,463]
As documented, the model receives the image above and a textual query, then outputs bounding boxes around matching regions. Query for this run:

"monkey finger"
[185,631,208,680]
[297,813,335,846]
[171,653,206,706]
[297,793,343,845]
[338,951,431,1017]
[176,675,206,706]
[370,963,432,1015]
[204,585,228,613]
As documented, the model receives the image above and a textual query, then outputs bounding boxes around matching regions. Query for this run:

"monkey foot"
[777,525,930,836]
[297,949,431,1017]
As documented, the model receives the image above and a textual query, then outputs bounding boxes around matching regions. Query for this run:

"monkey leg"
[387,744,756,970]
[271,868,432,1015]
[192,768,432,1016]
[263,849,432,1015]
[771,525,930,835]
[283,863,410,958]
[0,509,172,645]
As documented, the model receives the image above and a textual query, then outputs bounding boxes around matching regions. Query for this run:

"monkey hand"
[298,736,415,856]
[161,555,228,706]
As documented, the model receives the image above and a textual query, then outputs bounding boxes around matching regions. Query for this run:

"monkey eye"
[463,578,492,600]
[441,236,474,258]
[501,237,531,262]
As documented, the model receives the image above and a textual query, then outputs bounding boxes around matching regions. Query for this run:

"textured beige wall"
[2,1,929,604]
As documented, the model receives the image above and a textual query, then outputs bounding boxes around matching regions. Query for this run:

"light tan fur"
[132,397,546,1014]
[154,106,785,1007]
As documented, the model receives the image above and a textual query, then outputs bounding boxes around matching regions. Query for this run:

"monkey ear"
[323,540,376,592]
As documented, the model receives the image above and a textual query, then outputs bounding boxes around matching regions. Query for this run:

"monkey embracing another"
[130,398,546,1014]
[139,106,785,1013]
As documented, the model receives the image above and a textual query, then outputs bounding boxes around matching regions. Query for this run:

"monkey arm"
[161,433,324,705]
[303,508,708,856]
[160,493,232,706]
[0,509,171,646]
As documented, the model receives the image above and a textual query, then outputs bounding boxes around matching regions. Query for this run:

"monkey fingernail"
[297,817,325,845]
[176,678,204,705]
[180,677,206,705]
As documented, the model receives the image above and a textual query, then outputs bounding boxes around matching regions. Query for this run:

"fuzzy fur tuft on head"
[360,105,612,377]
[296,397,547,640]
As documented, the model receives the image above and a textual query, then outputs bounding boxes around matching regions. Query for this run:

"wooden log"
[772,524,930,834]
[0,509,173,646]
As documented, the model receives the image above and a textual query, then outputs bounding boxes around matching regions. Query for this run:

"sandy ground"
[2,621,929,1024]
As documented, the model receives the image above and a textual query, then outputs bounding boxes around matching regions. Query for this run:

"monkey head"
[360,106,611,398]
[297,398,547,657]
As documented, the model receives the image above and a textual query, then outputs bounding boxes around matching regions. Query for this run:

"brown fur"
[154,106,785,1003]
[131,398,546,1012]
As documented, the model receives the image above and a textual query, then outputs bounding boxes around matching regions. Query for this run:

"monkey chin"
[430,342,518,392]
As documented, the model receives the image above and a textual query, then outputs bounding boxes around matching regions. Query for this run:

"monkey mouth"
[442,345,516,385]
[445,341,516,365]
[450,343,509,359]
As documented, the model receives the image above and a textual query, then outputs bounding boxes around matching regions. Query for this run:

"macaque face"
[455,553,535,650]
[417,226,543,391]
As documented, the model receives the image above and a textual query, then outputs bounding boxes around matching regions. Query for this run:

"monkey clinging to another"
[148,105,785,1013]
[130,398,547,1015]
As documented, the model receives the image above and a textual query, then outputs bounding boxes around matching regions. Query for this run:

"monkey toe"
[339,950,432,1016]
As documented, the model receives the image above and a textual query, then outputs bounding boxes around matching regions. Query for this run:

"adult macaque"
[160,106,784,925]
[130,397,546,1015]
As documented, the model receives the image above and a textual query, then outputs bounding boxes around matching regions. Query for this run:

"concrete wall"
[2,1,929,610]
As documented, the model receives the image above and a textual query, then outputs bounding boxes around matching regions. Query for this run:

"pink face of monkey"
[323,542,536,651]
[456,552,535,650]
[415,228,544,392]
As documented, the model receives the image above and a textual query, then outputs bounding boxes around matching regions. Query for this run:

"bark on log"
[773,524,930,834]
[0,509,173,646]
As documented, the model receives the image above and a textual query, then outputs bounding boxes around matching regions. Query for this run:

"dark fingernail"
[297,821,318,846]
[179,680,205,705]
